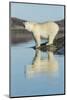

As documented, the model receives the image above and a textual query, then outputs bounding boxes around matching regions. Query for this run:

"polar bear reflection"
[26,49,59,78]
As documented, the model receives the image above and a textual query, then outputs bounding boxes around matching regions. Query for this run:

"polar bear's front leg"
[33,33,40,48]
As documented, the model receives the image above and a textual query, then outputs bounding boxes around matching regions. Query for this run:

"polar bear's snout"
[23,21,27,28]
[23,22,28,30]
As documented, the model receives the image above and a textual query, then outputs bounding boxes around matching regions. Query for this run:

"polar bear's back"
[39,21,59,34]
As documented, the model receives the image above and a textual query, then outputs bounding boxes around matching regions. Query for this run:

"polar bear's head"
[24,21,35,32]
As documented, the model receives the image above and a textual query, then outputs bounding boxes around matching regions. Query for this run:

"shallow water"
[10,40,64,97]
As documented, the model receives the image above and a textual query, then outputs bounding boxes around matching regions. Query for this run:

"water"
[10,40,64,97]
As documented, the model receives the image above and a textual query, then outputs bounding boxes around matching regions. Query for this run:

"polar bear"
[24,21,59,48]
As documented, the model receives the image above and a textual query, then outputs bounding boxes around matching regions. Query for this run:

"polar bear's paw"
[46,43,53,46]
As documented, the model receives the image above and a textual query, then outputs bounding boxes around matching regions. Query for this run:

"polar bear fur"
[24,21,59,48]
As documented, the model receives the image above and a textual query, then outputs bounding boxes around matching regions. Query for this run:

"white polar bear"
[24,21,59,48]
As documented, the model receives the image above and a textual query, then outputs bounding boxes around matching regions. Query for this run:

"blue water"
[10,40,64,97]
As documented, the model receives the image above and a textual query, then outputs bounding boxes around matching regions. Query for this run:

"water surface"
[11,40,64,97]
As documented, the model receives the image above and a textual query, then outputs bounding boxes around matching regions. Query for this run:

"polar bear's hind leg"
[49,34,56,45]
[46,22,59,46]
[47,29,59,45]
[47,32,58,45]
